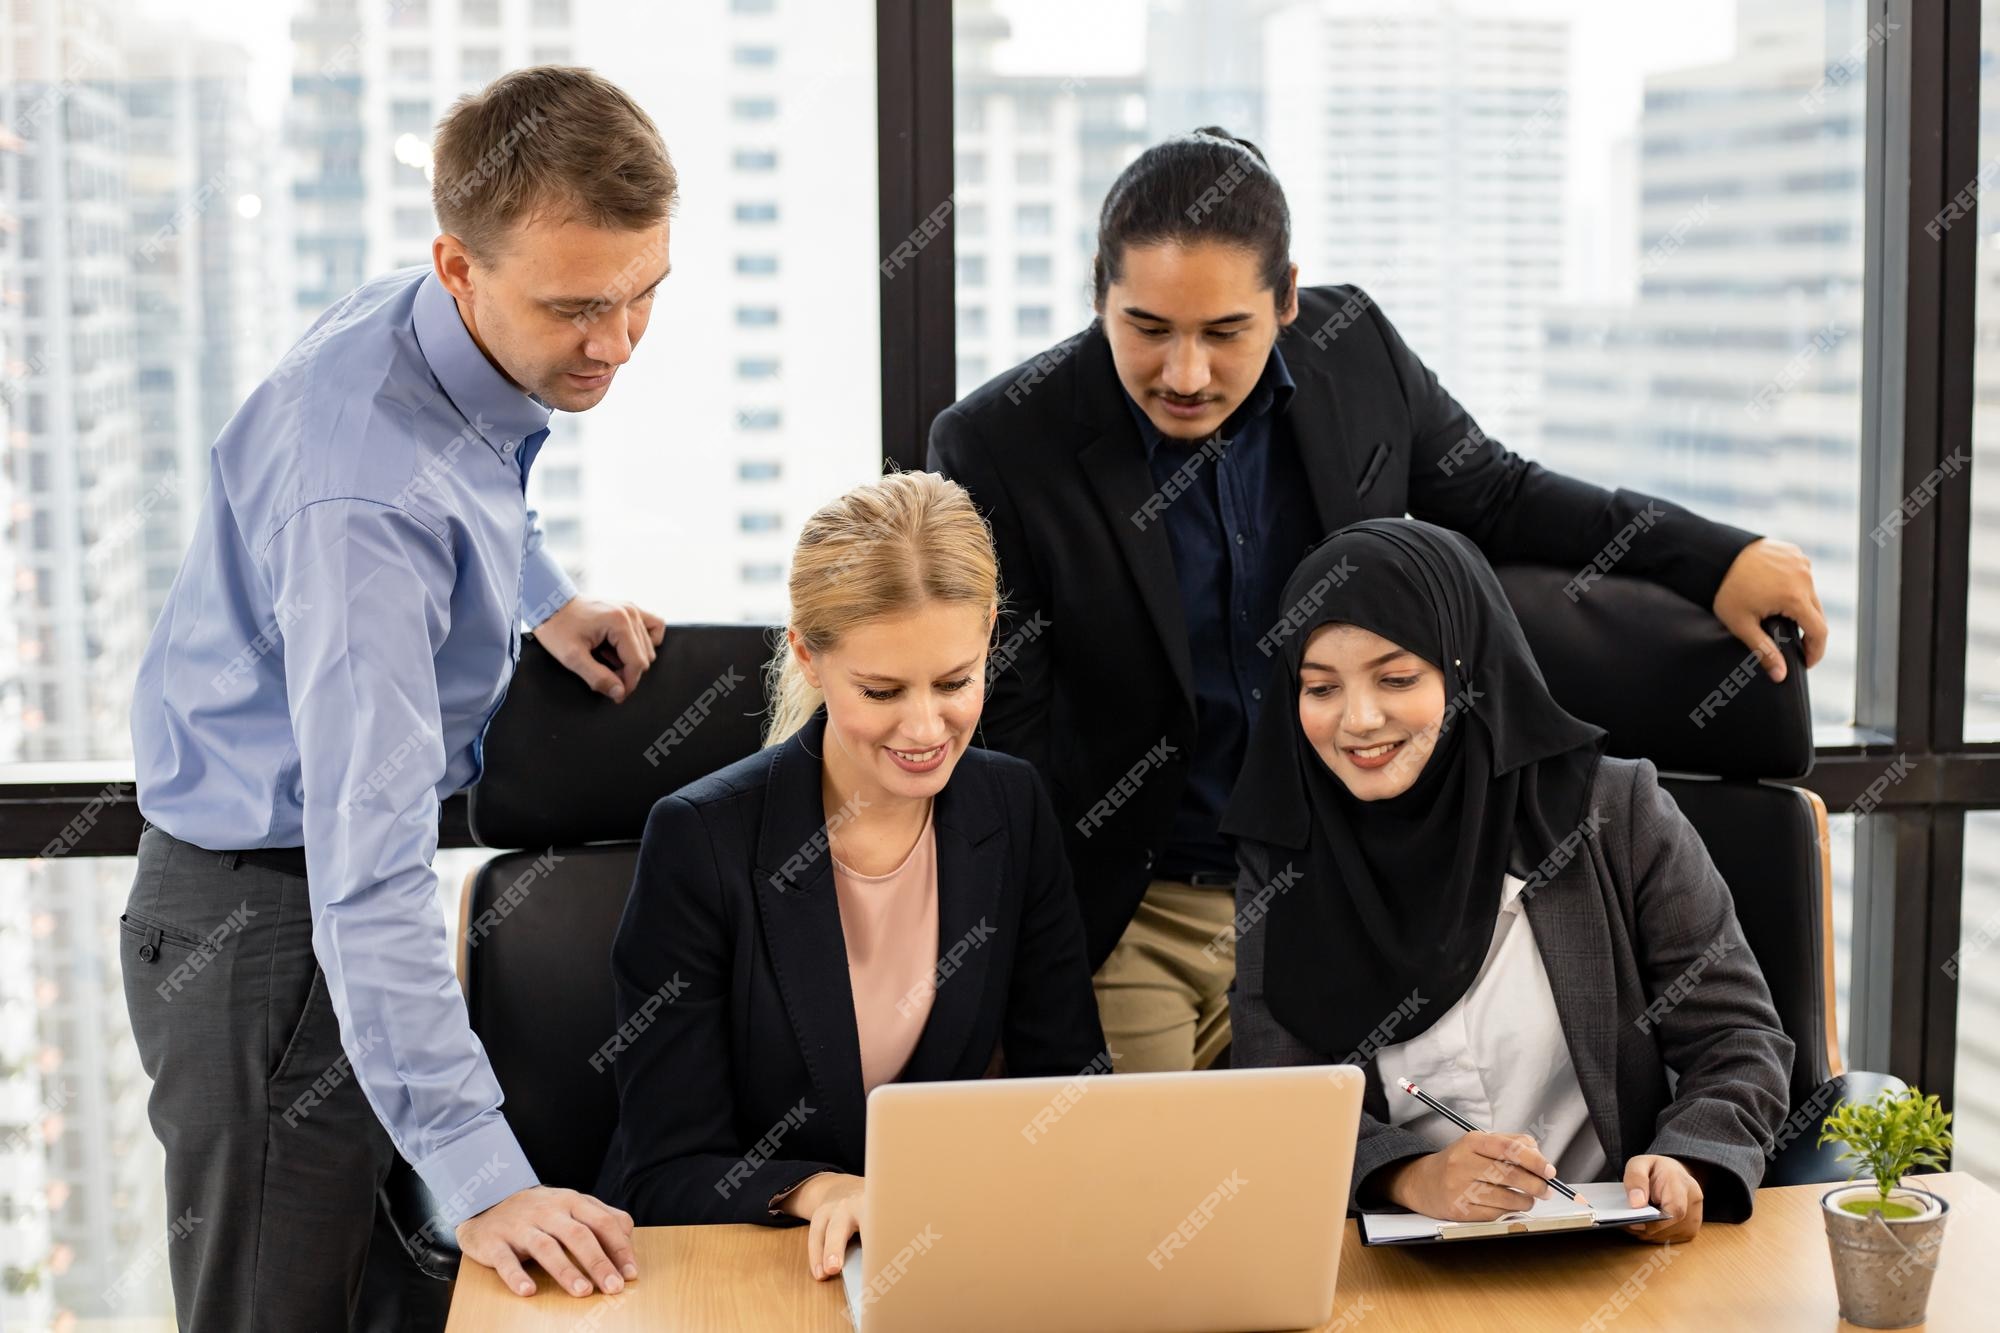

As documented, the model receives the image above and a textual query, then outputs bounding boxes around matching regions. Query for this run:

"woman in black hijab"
[1223,519,1793,1243]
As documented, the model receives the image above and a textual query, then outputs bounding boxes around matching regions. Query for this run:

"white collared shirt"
[1373,873,1609,1183]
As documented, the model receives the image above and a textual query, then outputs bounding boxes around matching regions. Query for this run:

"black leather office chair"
[383,626,776,1279]
[1494,564,1903,1188]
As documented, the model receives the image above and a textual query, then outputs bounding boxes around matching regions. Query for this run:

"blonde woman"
[597,471,1105,1279]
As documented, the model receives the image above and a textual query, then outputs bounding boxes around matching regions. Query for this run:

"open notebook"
[1360,1181,1663,1245]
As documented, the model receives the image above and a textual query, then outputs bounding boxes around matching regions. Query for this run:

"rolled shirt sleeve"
[266,497,538,1226]
[520,504,577,629]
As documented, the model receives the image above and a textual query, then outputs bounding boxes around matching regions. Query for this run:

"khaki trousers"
[1091,878,1236,1073]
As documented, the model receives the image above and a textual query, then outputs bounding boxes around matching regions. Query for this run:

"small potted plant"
[1817,1087,1954,1328]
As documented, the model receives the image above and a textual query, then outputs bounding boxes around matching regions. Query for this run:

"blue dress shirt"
[1125,347,1318,879]
[132,267,578,1224]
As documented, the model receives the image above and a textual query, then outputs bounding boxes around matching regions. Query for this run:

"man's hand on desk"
[781,1171,867,1281]
[1712,538,1827,683]
[534,597,667,702]
[1621,1155,1705,1244]
[456,1185,639,1298]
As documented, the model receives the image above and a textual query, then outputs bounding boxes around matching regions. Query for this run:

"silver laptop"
[842,1065,1364,1333]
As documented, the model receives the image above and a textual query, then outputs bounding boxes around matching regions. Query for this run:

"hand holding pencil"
[1373,1078,1572,1223]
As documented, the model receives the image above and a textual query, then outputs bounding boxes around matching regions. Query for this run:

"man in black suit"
[928,129,1827,1074]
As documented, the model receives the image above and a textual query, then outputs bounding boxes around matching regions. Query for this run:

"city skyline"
[1,1,1995,1326]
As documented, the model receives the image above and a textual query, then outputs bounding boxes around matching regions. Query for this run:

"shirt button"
[1251,688,1262,701]
[1235,533,1246,545]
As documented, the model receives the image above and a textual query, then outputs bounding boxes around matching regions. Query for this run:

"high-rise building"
[1534,0,1864,731]
[1144,0,1281,144]
[123,29,280,624]
[571,0,882,624]
[1262,0,1569,453]
[2,0,171,1319]
[0,26,56,1330]
[285,0,588,583]
[954,0,1147,392]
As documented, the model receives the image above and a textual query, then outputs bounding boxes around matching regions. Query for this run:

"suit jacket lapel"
[1522,862,1624,1166]
[899,762,1006,1081]
[1274,329,1363,534]
[751,714,867,1166]
[1072,327,1197,714]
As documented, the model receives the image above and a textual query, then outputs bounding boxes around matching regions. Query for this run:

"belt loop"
[219,850,241,871]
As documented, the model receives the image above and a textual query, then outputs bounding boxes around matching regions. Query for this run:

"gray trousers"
[120,825,452,1332]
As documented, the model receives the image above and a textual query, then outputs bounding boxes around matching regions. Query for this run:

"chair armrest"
[378,1158,461,1282]
[1765,1070,1909,1188]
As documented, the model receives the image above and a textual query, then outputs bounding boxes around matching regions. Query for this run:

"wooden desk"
[446,1172,1999,1331]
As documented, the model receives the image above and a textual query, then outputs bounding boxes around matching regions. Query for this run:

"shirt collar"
[412,270,554,465]
[1123,343,1296,463]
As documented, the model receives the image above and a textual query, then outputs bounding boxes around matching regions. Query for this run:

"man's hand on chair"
[534,598,667,702]
[1712,538,1827,683]
[457,1185,639,1298]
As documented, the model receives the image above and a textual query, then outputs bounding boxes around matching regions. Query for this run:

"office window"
[1016,150,1052,184]
[737,357,783,379]
[461,47,502,83]
[389,47,430,82]
[732,97,779,121]
[958,253,987,287]
[1015,203,1053,236]
[1016,305,1053,338]
[732,0,777,11]
[734,201,780,223]
[532,0,572,25]
[462,0,500,24]
[734,148,780,171]
[739,459,784,481]
[742,560,787,581]
[394,206,434,238]
[958,305,987,339]
[390,99,433,135]
[738,408,783,431]
[734,45,778,67]
[958,202,987,237]
[735,306,781,328]
[532,45,573,65]
[736,254,780,275]
[740,511,784,533]
[956,150,986,185]
[958,354,988,386]
[1016,253,1052,285]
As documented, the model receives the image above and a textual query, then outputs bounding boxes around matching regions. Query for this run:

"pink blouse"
[830,807,940,1095]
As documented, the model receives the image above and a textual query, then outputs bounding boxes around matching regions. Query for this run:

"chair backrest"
[457,626,775,1190]
[1493,564,1838,1109]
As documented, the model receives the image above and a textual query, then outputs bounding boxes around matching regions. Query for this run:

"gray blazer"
[1232,756,1794,1221]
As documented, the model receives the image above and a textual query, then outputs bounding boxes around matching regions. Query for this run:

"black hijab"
[1220,519,1605,1061]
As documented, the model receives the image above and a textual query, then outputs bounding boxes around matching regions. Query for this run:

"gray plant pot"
[1820,1183,1950,1329]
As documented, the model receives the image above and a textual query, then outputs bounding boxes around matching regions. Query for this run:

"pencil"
[1395,1076,1582,1204]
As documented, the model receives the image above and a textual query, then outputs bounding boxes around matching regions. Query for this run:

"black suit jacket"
[928,285,1761,969]
[597,711,1106,1226]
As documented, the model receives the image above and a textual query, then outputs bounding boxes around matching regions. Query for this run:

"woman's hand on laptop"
[780,1171,867,1279]
[1379,1132,1558,1221]
[1619,1154,1705,1244]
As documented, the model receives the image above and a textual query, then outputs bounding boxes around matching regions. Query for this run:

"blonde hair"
[764,472,999,747]
[431,65,677,258]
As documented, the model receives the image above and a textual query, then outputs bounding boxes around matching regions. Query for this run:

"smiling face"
[1099,239,1299,441]
[1296,623,1450,801]
[434,211,671,413]
[794,600,996,806]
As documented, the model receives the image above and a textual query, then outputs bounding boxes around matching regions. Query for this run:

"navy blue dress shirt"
[1124,347,1320,879]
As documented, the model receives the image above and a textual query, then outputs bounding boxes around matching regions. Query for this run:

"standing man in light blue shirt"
[124,67,674,1330]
